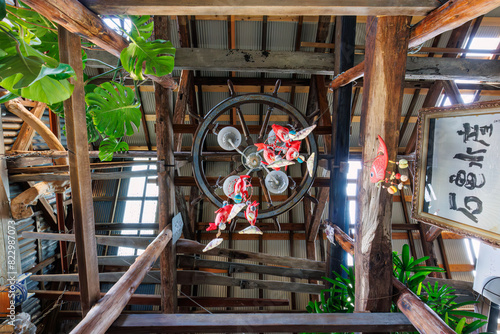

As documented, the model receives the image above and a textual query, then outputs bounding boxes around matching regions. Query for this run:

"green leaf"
[86,82,141,138]
[120,37,175,80]
[0,90,18,103]
[6,6,56,37]
[86,110,100,143]
[128,15,153,41]
[0,54,45,88]
[0,0,6,21]
[454,317,466,334]
[1,72,74,104]
[98,137,129,161]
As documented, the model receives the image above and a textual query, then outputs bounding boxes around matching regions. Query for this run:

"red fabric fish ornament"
[207,203,233,231]
[285,141,304,162]
[254,143,279,171]
[231,175,251,203]
[271,124,291,144]
[370,135,388,183]
[240,201,262,234]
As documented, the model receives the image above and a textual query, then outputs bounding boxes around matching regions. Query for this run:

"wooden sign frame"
[413,99,500,248]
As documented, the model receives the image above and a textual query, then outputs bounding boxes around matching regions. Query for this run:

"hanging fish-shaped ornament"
[239,201,262,235]
[206,202,233,231]
[254,143,279,170]
[203,238,224,252]
[370,135,388,184]
[324,225,335,245]
[306,152,315,177]
[267,158,295,170]
[288,124,316,141]
[271,124,291,144]
[228,202,246,221]
[231,175,251,203]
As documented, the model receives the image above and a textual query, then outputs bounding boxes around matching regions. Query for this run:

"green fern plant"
[306,245,487,334]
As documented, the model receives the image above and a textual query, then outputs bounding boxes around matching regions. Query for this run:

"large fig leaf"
[120,37,175,80]
[0,54,45,88]
[6,6,56,37]
[86,82,141,138]
[86,109,100,143]
[98,137,129,161]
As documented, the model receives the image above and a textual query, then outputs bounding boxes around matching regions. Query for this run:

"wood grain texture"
[154,15,177,314]
[107,313,415,333]
[329,0,499,89]
[70,228,172,334]
[32,290,289,307]
[355,16,411,314]
[80,0,438,16]
[11,102,46,151]
[59,27,100,315]
[177,239,326,271]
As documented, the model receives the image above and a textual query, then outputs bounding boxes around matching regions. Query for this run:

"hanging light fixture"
[222,175,241,200]
[265,170,289,194]
[217,126,242,151]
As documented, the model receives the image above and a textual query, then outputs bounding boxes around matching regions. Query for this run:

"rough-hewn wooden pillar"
[355,16,411,315]
[154,16,177,313]
[59,27,100,315]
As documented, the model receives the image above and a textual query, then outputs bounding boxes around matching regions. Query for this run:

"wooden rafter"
[329,0,500,90]
[79,0,438,16]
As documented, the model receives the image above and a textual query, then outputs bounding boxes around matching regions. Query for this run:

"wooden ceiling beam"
[79,0,438,16]
[329,0,500,90]
[86,48,500,81]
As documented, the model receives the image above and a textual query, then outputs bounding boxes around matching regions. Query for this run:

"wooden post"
[154,15,177,314]
[355,16,411,315]
[70,227,172,334]
[58,26,100,315]
[332,225,456,334]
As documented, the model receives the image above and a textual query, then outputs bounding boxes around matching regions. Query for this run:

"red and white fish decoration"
[267,158,295,170]
[284,141,304,162]
[271,124,291,144]
[254,143,279,171]
[240,201,262,234]
[231,175,251,203]
[370,135,388,184]
[206,203,233,231]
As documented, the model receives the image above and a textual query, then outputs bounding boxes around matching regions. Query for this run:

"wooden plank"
[32,290,289,307]
[89,48,500,81]
[30,270,324,294]
[11,102,46,151]
[177,255,324,280]
[355,16,411,315]
[70,227,172,334]
[80,0,438,16]
[329,0,500,90]
[21,0,176,89]
[58,26,100,315]
[177,239,326,271]
[154,15,177,314]
[107,313,415,333]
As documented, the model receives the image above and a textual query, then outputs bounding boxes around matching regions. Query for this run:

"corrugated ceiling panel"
[267,21,297,51]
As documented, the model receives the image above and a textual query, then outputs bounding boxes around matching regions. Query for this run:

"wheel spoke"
[214,164,246,188]
[236,107,253,145]
[257,170,273,208]
[258,105,274,142]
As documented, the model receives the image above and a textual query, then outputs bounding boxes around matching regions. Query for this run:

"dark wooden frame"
[413,99,500,248]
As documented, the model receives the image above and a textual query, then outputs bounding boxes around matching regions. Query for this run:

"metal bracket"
[156,160,175,172]
[239,280,250,289]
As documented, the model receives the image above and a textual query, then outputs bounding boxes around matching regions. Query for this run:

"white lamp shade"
[265,170,289,194]
[223,175,241,199]
[217,126,242,151]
